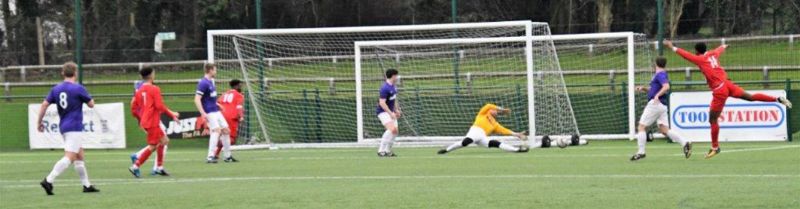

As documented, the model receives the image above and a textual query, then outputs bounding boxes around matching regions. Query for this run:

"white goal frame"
[354,32,637,147]
[207,21,638,149]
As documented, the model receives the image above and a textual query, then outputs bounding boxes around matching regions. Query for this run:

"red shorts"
[225,118,239,140]
[710,81,745,112]
[145,127,165,145]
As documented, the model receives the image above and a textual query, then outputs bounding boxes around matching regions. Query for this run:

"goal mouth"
[210,21,653,149]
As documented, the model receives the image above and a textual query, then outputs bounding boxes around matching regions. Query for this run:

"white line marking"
[670,145,800,156]
[3,174,799,188]
[2,145,797,164]
[0,154,631,164]
[6,143,778,157]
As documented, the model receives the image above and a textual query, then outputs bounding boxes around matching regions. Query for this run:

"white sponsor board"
[28,103,126,149]
[669,90,787,142]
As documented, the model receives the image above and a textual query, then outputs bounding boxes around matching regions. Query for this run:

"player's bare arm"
[194,94,207,118]
[35,100,50,132]
[652,83,670,104]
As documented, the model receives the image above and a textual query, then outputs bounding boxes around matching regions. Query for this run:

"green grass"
[0,140,798,208]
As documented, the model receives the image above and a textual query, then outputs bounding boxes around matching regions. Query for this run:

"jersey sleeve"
[196,81,208,96]
[656,73,669,85]
[674,48,706,64]
[130,95,141,119]
[709,45,727,56]
[478,103,498,116]
[492,122,513,135]
[45,89,57,104]
[78,86,93,103]
[235,93,244,109]
[379,86,390,99]
[152,87,176,118]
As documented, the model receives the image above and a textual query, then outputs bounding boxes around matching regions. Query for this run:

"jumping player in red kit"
[664,40,792,159]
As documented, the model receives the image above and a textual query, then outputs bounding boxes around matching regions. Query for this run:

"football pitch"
[0,140,798,209]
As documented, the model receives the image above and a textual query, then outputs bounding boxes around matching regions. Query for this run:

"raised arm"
[665,40,705,64]
[478,103,499,116]
[709,45,728,56]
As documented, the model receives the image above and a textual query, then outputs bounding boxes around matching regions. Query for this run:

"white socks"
[208,131,220,158]
[498,143,519,152]
[46,157,72,183]
[666,131,687,146]
[636,132,647,154]
[378,130,396,153]
[636,130,689,154]
[220,134,232,158]
[445,141,464,152]
[73,160,91,187]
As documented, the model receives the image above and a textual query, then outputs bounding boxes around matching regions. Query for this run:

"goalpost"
[354,32,651,147]
[207,21,653,149]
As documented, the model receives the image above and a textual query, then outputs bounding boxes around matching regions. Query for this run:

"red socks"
[750,93,776,102]
[135,148,152,167]
[710,121,720,149]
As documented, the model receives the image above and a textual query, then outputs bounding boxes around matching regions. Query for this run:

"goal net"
[355,33,654,147]
[548,34,655,140]
[208,21,546,147]
[208,21,654,148]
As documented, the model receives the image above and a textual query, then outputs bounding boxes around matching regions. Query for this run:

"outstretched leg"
[439,138,473,154]
[484,140,524,152]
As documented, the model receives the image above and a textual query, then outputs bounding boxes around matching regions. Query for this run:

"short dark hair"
[62,62,77,78]
[229,79,242,88]
[655,56,667,68]
[694,42,707,54]
[204,63,216,72]
[140,67,154,79]
[385,68,399,79]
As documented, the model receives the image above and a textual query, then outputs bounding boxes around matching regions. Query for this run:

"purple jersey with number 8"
[45,82,93,133]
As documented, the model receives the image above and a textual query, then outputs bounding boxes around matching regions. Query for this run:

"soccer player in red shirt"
[129,67,180,177]
[130,80,170,176]
[665,40,793,158]
[213,79,244,160]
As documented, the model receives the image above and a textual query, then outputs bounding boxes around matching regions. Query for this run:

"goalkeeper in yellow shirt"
[438,103,529,154]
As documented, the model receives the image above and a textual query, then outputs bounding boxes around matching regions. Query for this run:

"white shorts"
[377,112,398,126]
[62,132,83,153]
[639,100,669,126]
[465,126,491,147]
[206,111,229,130]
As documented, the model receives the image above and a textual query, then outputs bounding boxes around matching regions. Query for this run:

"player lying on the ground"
[213,79,244,161]
[630,57,692,161]
[438,103,529,154]
[664,40,792,159]
[376,69,401,157]
[196,63,237,163]
[36,62,99,195]
[129,67,180,178]
[130,79,172,175]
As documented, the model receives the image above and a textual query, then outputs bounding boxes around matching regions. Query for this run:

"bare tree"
[595,0,613,32]
[666,0,687,38]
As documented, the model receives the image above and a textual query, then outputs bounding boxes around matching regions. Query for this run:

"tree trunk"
[666,0,686,38]
[596,0,613,32]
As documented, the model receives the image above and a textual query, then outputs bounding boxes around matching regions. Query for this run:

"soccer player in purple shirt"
[630,57,692,161]
[376,69,401,157]
[36,62,99,195]
[195,63,236,163]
